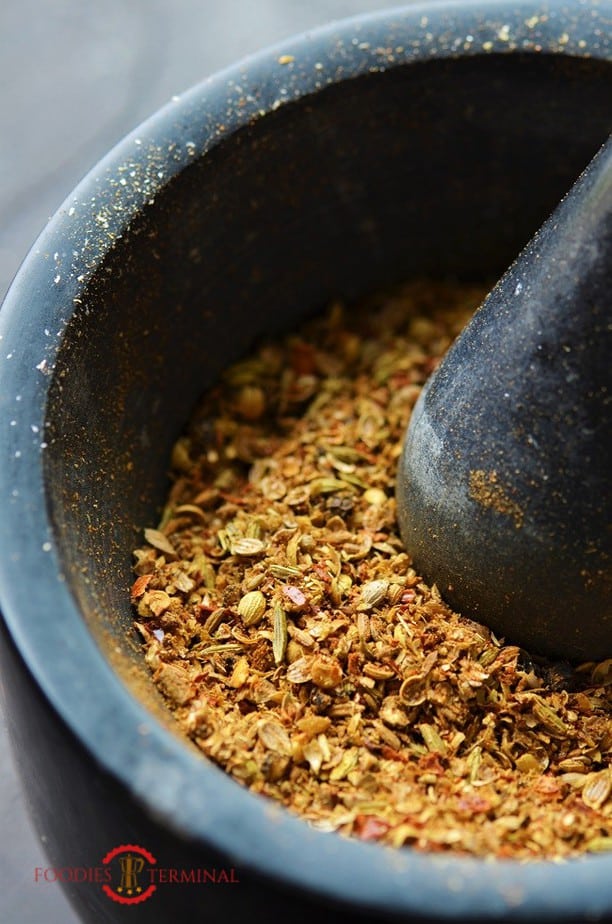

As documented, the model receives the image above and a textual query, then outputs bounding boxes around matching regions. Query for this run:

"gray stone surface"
[0,2,407,922]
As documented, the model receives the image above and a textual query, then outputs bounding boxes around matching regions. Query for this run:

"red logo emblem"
[101,844,157,905]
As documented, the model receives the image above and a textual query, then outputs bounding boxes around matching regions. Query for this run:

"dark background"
[0,2,414,922]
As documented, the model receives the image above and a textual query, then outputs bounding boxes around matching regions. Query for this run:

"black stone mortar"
[0,2,611,922]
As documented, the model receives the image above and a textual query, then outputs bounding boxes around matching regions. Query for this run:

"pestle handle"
[396,136,612,662]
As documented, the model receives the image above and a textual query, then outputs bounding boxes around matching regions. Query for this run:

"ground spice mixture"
[131,280,612,859]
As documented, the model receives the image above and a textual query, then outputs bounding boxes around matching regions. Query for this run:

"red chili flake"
[354,815,391,841]
[418,752,445,775]
[218,492,248,506]
[130,574,152,601]
[457,793,492,815]
[401,589,416,604]
[532,777,562,801]
[422,356,442,376]
[353,442,378,463]
[282,585,307,608]
[313,563,331,583]
[389,371,412,387]
[347,652,363,676]
[381,745,410,763]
